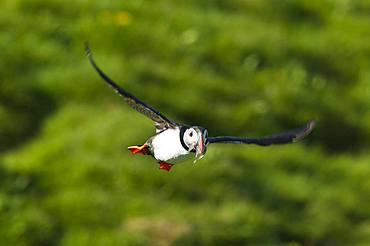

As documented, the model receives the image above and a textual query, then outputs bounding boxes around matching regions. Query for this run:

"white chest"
[151,128,190,162]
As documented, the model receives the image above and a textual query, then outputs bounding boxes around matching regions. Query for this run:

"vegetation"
[1,0,370,245]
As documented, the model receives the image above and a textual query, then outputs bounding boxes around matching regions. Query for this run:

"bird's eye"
[189,132,193,137]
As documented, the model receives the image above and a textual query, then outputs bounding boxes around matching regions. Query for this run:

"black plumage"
[85,43,178,132]
[208,120,316,146]
[86,43,316,167]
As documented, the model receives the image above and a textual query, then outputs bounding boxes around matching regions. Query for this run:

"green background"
[1,0,370,245]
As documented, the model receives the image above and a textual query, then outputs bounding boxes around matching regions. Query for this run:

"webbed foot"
[159,161,174,171]
[128,144,149,154]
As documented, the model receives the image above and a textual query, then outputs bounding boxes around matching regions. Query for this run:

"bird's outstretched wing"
[208,120,316,146]
[85,44,178,131]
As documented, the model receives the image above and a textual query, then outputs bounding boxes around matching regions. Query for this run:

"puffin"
[86,45,316,171]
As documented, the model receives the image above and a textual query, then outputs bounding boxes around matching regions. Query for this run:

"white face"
[184,128,199,150]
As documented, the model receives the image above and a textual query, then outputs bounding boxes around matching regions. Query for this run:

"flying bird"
[86,45,316,171]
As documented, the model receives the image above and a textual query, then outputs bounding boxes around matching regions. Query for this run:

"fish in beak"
[194,128,208,163]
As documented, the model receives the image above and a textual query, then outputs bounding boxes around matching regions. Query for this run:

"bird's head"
[183,126,209,162]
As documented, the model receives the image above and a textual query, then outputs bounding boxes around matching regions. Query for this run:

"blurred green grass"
[1,0,370,245]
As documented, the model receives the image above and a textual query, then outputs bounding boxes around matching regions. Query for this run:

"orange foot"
[159,161,174,172]
[128,144,149,154]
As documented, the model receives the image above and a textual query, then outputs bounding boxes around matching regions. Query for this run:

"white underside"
[151,128,191,162]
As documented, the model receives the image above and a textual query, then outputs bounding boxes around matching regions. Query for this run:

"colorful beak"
[194,128,207,163]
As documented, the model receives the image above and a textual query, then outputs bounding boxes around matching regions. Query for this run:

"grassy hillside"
[1,0,370,245]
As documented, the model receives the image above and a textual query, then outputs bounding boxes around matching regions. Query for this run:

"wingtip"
[307,119,317,129]
[294,119,317,142]
[84,41,92,57]
[84,42,99,68]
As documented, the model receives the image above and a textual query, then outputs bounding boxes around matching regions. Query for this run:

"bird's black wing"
[208,120,316,146]
[85,44,178,131]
